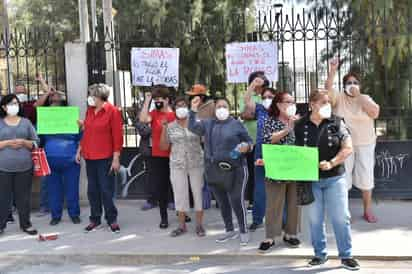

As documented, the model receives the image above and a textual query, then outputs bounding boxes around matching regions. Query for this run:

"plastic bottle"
[230,142,248,159]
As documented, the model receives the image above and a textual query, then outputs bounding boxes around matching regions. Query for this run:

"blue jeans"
[309,175,353,259]
[252,144,266,224]
[46,157,80,220]
[85,158,118,225]
[39,177,49,210]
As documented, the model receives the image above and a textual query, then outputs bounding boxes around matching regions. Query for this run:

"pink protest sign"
[131,48,179,87]
[225,42,278,83]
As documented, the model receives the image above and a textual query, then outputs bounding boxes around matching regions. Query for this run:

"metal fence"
[87,6,412,147]
[0,29,66,98]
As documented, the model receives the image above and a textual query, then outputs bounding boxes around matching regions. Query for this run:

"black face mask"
[155,101,164,110]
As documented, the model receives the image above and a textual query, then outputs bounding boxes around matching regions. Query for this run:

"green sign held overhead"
[262,144,319,181]
[37,106,80,135]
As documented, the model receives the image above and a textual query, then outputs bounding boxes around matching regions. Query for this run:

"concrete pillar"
[65,42,89,203]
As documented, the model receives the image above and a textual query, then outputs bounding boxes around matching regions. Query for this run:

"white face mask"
[344,84,359,96]
[215,107,230,121]
[175,107,189,119]
[318,103,332,119]
[16,94,28,103]
[262,98,273,109]
[87,96,96,107]
[286,104,297,117]
[6,104,19,116]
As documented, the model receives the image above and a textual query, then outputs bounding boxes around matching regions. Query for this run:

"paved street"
[2,260,412,274]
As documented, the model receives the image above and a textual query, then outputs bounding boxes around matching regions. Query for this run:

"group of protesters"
[0,57,381,271]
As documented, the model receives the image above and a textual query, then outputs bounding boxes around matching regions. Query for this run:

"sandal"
[170,227,187,237]
[363,212,378,223]
[196,226,206,237]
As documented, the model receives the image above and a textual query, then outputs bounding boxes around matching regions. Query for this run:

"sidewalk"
[0,199,411,264]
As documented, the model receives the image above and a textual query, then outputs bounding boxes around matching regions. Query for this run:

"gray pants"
[211,165,248,234]
[0,170,33,230]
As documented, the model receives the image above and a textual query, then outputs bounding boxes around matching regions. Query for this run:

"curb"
[1,254,412,266]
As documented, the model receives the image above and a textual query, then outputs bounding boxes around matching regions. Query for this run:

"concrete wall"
[65,42,89,203]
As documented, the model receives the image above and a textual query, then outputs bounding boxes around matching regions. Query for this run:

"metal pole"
[91,0,98,41]
[1,0,13,94]
[78,0,90,42]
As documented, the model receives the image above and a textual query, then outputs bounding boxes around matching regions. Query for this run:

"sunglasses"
[346,81,359,85]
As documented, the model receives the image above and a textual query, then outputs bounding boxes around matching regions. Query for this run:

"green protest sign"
[37,106,79,134]
[262,144,319,181]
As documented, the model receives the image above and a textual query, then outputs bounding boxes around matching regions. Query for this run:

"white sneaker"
[216,231,238,243]
[240,233,250,246]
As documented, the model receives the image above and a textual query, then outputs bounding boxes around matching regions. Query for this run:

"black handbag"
[296,182,314,206]
[204,121,240,191]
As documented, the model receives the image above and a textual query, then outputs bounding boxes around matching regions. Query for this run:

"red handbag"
[32,148,51,177]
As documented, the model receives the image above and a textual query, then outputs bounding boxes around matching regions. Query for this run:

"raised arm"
[188,96,207,136]
[139,92,152,123]
[241,77,264,120]
[33,74,53,107]
[325,58,340,105]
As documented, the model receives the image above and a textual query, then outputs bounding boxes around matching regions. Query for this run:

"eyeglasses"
[346,81,359,85]
[262,96,274,100]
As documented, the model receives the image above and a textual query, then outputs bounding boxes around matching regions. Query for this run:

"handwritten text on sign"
[262,144,319,181]
[37,106,79,135]
[131,48,179,87]
[225,42,278,83]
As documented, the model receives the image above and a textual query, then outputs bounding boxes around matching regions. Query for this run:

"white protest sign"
[225,42,278,83]
[131,48,179,87]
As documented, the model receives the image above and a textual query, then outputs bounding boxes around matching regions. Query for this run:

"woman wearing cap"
[140,85,176,229]
[34,76,82,226]
[76,83,123,233]
[294,89,360,271]
[186,84,215,120]
[160,96,205,237]
[256,92,301,253]
[189,97,252,246]
[326,58,380,223]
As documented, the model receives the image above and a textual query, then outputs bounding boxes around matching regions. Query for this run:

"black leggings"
[148,157,173,223]
[0,170,33,230]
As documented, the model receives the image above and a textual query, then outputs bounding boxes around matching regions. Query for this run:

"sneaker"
[84,222,101,233]
[109,223,120,234]
[341,258,360,271]
[49,219,61,226]
[249,223,263,232]
[216,231,238,243]
[168,203,175,210]
[308,257,328,267]
[247,204,253,212]
[71,216,81,224]
[6,214,15,224]
[196,225,206,237]
[141,201,156,211]
[283,236,301,248]
[36,207,50,217]
[239,233,250,246]
[258,240,275,253]
[159,221,169,229]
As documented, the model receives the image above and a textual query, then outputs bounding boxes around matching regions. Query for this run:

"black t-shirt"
[295,114,350,179]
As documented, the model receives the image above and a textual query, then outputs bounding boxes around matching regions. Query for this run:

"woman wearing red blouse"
[140,85,176,229]
[76,84,123,233]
